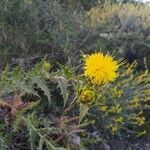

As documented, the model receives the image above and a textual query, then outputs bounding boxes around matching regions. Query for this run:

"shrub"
[0,0,85,69]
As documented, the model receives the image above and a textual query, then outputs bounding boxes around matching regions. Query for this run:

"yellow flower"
[111,126,118,133]
[43,62,52,71]
[134,117,145,126]
[79,89,95,104]
[137,130,147,137]
[108,125,118,134]
[84,52,120,84]
[100,106,107,112]
[128,102,140,109]
[144,104,150,109]
[115,117,123,123]
[109,104,122,113]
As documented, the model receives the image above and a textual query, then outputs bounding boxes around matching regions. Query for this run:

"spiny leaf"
[23,116,56,150]
[59,64,74,79]
[15,80,39,97]
[53,76,69,107]
[31,77,51,105]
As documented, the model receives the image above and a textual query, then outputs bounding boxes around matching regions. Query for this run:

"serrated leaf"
[31,77,51,105]
[53,76,69,107]
[59,64,74,79]
[15,80,39,96]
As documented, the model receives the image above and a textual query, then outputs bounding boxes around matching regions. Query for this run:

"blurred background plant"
[0,0,150,71]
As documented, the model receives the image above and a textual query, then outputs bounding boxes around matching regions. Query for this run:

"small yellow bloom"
[109,104,122,113]
[100,106,107,112]
[79,89,95,104]
[112,126,118,133]
[137,130,147,137]
[137,117,145,126]
[128,103,139,109]
[144,104,150,109]
[115,117,123,123]
[132,116,145,126]
[84,52,120,85]
[108,125,118,134]
[43,62,52,71]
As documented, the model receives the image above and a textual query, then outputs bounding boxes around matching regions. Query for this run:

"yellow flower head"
[79,89,95,104]
[84,52,120,84]
[133,116,145,126]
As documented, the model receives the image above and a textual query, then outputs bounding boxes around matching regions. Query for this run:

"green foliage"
[0,57,149,149]
[20,114,57,150]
